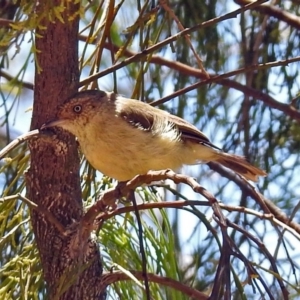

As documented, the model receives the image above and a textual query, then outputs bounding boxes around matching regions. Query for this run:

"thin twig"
[79,0,268,87]
[79,39,300,121]
[0,18,13,27]
[83,169,227,231]
[150,56,300,107]
[0,69,34,90]
[0,193,66,235]
[94,199,300,240]
[159,0,209,78]
[0,129,39,160]
[208,162,300,236]
[228,220,289,300]
[131,193,151,300]
[235,0,300,30]
[100,270,208,300]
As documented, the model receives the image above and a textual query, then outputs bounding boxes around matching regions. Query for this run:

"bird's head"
[41,90,110,136]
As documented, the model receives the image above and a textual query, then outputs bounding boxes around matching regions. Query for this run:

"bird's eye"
[73,105,82,113]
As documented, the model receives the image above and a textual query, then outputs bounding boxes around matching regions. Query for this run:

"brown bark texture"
[25,1,106,299]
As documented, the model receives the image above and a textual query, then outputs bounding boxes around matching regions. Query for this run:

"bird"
[41,89,266,182]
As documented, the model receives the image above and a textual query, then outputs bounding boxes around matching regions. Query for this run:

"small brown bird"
[42,90,266,182]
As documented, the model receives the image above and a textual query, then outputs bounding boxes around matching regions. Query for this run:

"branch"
[82,169,227,235]
[79,0,268,87]
[0,69,34,90]
[76,168,292,299]
[83,171,230,299]
[235,0,300,30]
[208,162,300,236]
[131,192,151,300]
[94,199,300,241]
[0,193,65,235]
[100,270,208,300]
[0,129,39,160]
[228,220,289,299]
[159,0,209,78]
[79,39,300,122]
[0,18,13,28]
[150,56,300,106]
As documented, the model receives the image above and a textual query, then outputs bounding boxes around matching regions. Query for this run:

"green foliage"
[1,0,300,299]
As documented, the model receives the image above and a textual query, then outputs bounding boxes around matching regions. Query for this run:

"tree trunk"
[25,2,105,298]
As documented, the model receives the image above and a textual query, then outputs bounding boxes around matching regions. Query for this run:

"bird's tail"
[215,152,266,182]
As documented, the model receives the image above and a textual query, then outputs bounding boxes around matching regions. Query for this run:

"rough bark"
[25,1,105,298]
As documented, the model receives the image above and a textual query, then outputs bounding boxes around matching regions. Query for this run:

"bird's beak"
[40,119,67,130]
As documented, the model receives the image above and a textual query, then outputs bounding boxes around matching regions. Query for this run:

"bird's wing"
[116,96,220,150]
[167,113,220,149]
[118,100,154,131]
